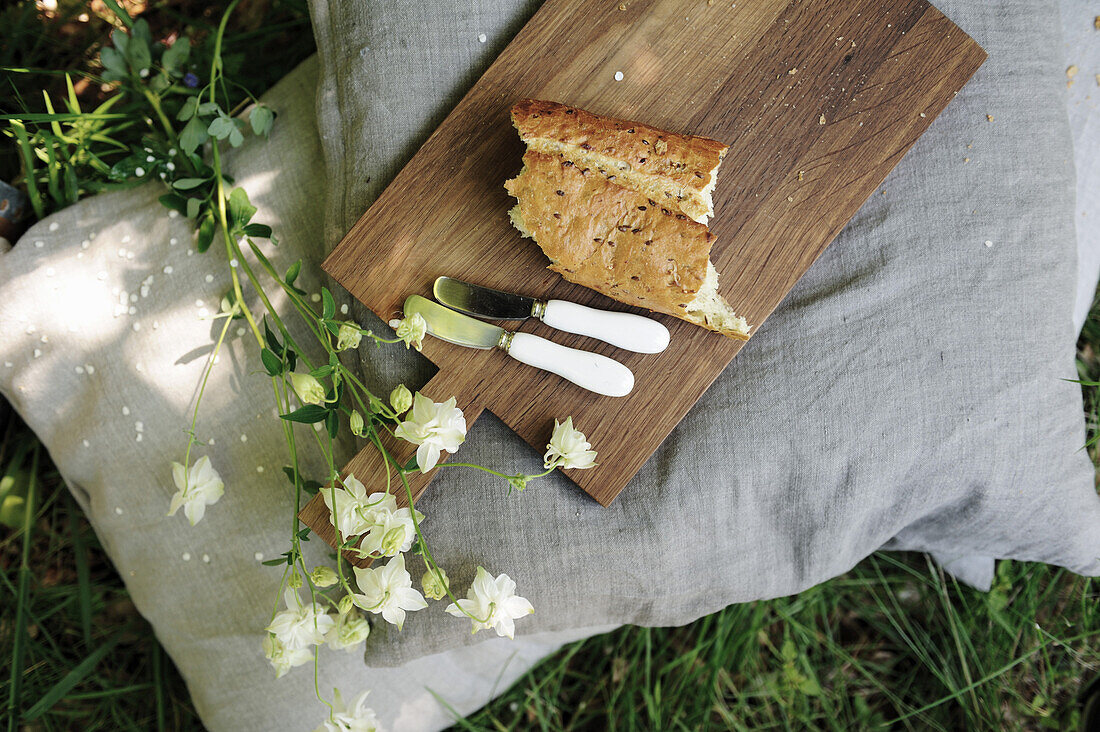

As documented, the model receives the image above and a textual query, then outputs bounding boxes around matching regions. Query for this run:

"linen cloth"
[308,0,1100,667]
[0,60,614,731]
[0,2,1099,731]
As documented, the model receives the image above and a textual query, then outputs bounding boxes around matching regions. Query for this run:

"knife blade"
[404,295,634,397]
[433,277,670,354]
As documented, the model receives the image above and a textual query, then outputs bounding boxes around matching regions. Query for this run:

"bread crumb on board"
[818,113,826,125]
[986,114,994,122]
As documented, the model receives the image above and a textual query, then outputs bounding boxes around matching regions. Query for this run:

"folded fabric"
[307,0,1100,669]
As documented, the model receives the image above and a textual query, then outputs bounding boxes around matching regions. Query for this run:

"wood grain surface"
[301,0,985,566]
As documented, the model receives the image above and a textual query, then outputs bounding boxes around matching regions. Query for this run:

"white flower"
[313,689,380,732]
[263,634,313,679]
[266,587,335,650]
[445,566,533,640]
[167,456,224,525]
[290,371,326,405]
[543,417,598,470]
[393,392,466,472]
[322,474,395,542]
[421,567,449,601]
[351,554,427,630]
[349,410,366,436]
[336,322,363,351]
[387,313,427,351]
[358,505,421,558]
[324,610,371,652]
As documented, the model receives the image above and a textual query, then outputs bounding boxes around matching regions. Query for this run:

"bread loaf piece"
[505,150,750,340]
[511,98,728,224]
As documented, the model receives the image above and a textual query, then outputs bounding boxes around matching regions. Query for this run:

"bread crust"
[511,99,728,222]
[505,150,714,317]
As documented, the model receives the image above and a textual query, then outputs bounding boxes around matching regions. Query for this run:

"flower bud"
[310,566,338,588]
[336,322,363,352]
[289,372,326,406]
[287,572,303,589]
[421,568,449,600]
[380,525,407,556]
[349,410,365,437]
[337,594,355,615]
[389,313,427,351]
[390,384,412,415]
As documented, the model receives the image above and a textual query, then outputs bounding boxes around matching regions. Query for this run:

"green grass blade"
[22,630,127,721]
[8,120,44,219]
[99,0,133,28]
[5,445,38,732]
[72,517,93,648]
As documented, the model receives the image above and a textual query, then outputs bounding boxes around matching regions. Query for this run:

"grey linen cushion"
[307,0,1100,667]
[0,60,613,732]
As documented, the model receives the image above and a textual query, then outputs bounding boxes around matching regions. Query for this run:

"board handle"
[541,299,670,354]
[297,372,483,568]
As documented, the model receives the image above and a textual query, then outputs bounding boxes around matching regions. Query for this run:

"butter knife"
[433,276,670,354]
[405,295,634,397]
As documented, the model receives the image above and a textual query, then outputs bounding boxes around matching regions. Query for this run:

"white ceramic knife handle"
[507,332,634,397]
[541,299,670,354]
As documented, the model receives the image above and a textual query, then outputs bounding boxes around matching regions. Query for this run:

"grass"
[1,1,1098,730]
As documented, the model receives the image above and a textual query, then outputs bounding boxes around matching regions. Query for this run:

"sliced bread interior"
[511,98,728,224]
[505,150,749,340]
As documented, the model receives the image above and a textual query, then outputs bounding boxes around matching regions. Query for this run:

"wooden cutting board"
[301,0,985,564]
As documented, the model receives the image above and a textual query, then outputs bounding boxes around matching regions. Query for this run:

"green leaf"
[198,101,220,115]
[158,193,187,214]
[149,73,170,93]
[207,115,234,139]
[161,36,190,73]
[302,480,322,495]
[310,365,334,379]
[321,287,335,320]
[228,126,244,147]
[798,677,822,696]
[176,96,199,121]
[250,105,274,136]
[196,212,216,253]
[403,454,420,471]
[108,154,141,182]
[179,115,208,154]
[280,405,330,424]
[263,317,283,356]
[260,348,282,377]
[185,197,201,219]
[227,187,256,229]
[325,410,339,439]
[110,28,130,55]
[242,223,272,238]
[172,177,207,191]
[284,260,302,286]
[281,466,298,486]
[100,47,126,76]
[126,22,152,75]
[261,557,287,566]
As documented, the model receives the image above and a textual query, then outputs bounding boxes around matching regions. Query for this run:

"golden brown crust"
[505,150,714,317]
[511,99,728,221]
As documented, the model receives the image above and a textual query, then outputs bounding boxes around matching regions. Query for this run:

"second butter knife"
[405,295,634,397]
[433,276,670,354]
